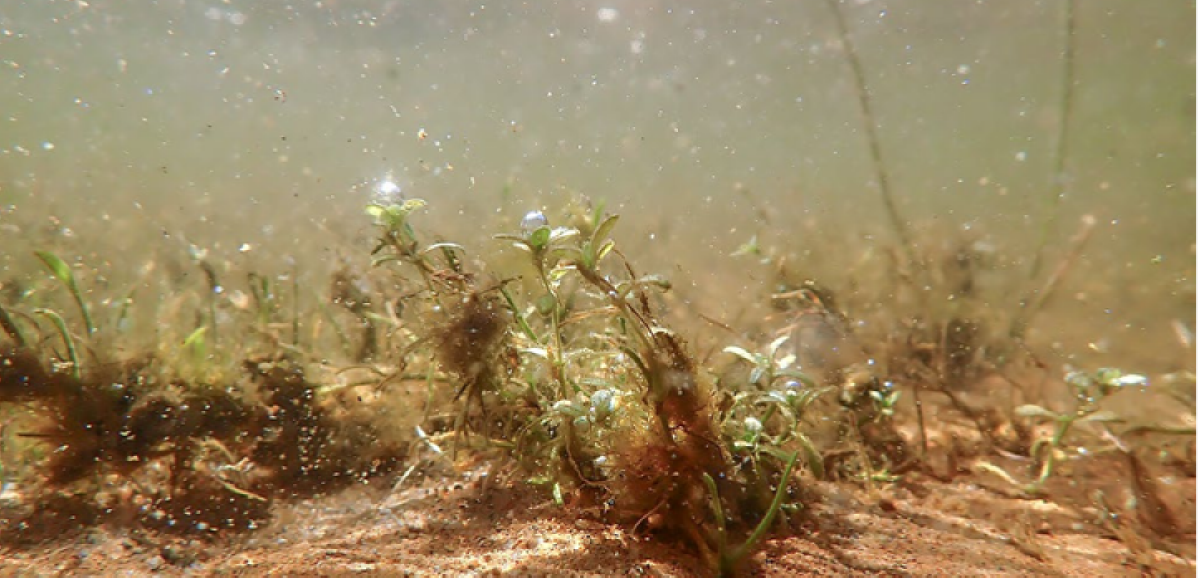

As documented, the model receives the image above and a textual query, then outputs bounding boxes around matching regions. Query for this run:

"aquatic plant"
[0,191,1187,575]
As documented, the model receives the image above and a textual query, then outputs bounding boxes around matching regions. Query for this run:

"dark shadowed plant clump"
[0,246,408,542]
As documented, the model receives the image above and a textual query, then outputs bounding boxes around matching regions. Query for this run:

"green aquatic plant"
[0,303,28,348]
[495,210,582,398]
[32,308,79,379]
[704,450,799,577]
[366,198,454,295]
[0,180,1187,574]
[362,198,817,572]
[979,367,1146,495]
[33,250,94,337]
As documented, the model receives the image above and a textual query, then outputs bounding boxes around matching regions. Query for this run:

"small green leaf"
[399,198,428,213]
[421,242,468,256]
[34,250,72,284]
[366,199,426,229]
[766,334,791,356]
[592,214,620,245]
[34,308,79,378]
[551,400,585,418]
[34,250,94,336]
[749,366,767,386]
[595,239,616,264]
[370,254,402,267]
[591,199,607,230]
[635,273,670,290]
[520,347,550,360]
[535,293,557,316]
[732,235,761,257]
[364,204,387,220]
[723,346,759,364]
[498,285,540,343]
[548,264,575,282]
[548,227,580,244]
[1078,410,1123,424]
[579,241,597,271]
[528,226,552,250]
[795,433,825,480]
[183,326,208,347]
[1014,404,1059,420]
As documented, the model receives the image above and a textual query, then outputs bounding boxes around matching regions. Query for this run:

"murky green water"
[0,1,1194,371]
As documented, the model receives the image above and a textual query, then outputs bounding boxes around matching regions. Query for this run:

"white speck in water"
[238,243,252,253]
[1015,151,1027,162]
[41,141,54,150]
[597,8,619,22]
[956,64,971,75]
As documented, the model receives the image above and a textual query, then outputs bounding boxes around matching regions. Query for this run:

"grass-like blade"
[34,250,94,336]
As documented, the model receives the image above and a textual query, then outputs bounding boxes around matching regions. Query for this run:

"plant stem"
[825,0,918,266]
[1009,214,1095,340]
[34,250,95,336]
[534,256,570,398]
[726,451,800,572]
[499,285,539,342]
[0,304,28,348]
[291,266,300,349]
[1026,0,1078,287]
[34,308,79,379]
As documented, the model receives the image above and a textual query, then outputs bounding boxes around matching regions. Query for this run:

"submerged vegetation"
[0,187,1192,575]
[0,3,1191,576]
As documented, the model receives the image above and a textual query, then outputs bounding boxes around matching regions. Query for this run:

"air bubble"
[520,210,548,235]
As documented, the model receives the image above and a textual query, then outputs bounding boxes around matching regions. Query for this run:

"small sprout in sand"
[985,367,1145,495]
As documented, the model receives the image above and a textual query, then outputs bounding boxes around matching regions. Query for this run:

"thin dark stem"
[825,0,917,265]
[1026,0,1077,286]
[291,265,300,349]
[1009,214,1095,340]
[912,383,929,459]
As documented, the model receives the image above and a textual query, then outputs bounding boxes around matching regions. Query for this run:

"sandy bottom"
[2,460,1193,578]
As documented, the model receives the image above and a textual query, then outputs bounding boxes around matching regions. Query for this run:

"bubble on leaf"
[520,210,548,235]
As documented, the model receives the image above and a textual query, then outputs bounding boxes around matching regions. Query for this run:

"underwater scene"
[0,1,1194,575]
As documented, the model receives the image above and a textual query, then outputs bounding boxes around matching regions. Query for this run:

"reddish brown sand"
[2,460,1193,577]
